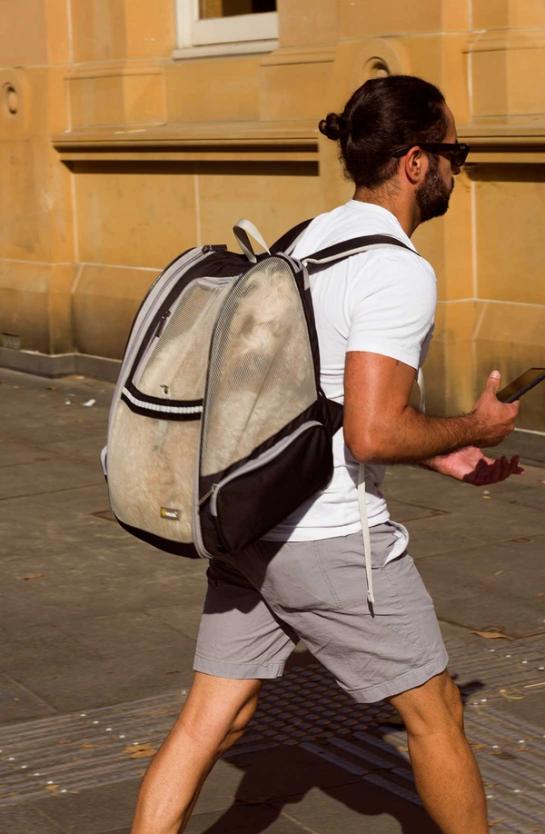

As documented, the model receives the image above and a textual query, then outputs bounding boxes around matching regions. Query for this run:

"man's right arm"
[343,351,518,464]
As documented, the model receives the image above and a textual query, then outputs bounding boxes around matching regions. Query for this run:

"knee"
[444,675,464,728]
[217,693,259,755]
[391,673,464,738]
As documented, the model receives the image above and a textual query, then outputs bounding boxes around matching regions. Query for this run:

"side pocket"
[206,422,333,556]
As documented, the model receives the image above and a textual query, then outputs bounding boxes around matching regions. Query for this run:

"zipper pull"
[199,483,219,507]
[155,309,171,339]
[210,483,220,517]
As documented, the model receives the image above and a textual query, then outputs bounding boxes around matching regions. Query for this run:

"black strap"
[270,217,314,254]
[304,234,417,266]
[272,223,418,273]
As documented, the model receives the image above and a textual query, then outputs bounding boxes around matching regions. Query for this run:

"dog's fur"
[202,262,316,475]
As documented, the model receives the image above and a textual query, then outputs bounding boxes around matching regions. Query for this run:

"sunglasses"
[392,142,470,168]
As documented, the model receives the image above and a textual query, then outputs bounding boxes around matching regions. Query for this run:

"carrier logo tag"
[160,507,180,520]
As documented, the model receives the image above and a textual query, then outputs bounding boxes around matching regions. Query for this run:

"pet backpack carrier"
[101,218,414,602]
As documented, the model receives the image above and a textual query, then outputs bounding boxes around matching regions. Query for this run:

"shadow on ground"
[181,648,485,834]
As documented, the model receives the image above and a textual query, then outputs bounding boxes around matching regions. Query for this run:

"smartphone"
[497,368,545,403]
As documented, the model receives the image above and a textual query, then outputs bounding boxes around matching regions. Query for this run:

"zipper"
[155,309,171,339]
[132,309,173,386]
[118,248,205,390]
[208,420,323,517]
[199,483,218,507]
[108,247,210,441]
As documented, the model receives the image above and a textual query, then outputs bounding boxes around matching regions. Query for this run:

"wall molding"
[53,120,319,163]
[0,347,120,382]
[460,125,545,164]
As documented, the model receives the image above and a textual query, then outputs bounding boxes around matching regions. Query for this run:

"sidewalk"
[1,367,544,834]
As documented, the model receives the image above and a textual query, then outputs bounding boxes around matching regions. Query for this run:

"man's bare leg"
[390,670,488,834]
[130,672,261,834]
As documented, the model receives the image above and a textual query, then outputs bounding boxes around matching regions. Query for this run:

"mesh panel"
[107,401,200,542]
[201,258,317,477]
[135,279,232,400]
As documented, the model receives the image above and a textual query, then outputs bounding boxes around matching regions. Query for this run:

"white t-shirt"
[264,200,437,560]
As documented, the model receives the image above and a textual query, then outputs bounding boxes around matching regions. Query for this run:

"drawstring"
[417,367,426,412]
[357,463,375,612]
[356,368,424,613]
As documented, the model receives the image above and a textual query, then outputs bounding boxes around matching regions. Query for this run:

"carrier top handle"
[233,219,271,263]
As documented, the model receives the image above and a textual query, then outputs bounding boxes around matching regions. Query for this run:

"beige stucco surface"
[0,0,544,429]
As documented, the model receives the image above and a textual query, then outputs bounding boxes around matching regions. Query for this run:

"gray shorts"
[193,523,448,703]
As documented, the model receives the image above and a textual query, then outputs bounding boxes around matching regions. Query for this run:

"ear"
[402,146,429,186]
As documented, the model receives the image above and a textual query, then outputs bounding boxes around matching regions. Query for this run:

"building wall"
[1,0,544,430]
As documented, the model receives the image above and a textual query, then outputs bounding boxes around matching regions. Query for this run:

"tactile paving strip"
[0,636,544,832]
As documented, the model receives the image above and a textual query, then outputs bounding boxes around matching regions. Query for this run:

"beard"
[416,156,453,223]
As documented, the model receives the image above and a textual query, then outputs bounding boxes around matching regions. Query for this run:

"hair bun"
[318,112,349,141]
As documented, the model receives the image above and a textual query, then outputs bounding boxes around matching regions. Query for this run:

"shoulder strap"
[270,217,314,255]
[303,234,419,274]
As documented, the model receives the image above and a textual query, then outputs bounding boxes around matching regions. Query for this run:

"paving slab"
[263,782,440,834]
[417,535,545,638]
[488,432,545,468]
[0,804,65,833]
[404,501,545,560]
[146,603,207,641]
[0,673,57,723]
[4,636,193,714]
[184,805,309,834]
[0,623,100,677]
[32,781,141,834]
[382,461,545,521]
[227,743,367,801]
[0,459,101,501]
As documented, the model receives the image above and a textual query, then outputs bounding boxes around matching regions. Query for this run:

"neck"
[353,184,420,237]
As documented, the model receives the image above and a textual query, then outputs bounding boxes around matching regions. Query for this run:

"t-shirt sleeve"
[347,250,437,370]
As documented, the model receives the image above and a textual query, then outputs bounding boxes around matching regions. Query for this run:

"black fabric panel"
[202,422,333,557]
[120,393,202,421]
[199,509,229,558]
[325,397,344,434]
[270,218,314,254]
[124,379,203,409]
[116,516,201,559]
[199,396,330,498]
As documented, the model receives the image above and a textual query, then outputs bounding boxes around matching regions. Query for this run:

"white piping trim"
[122,386,203,415]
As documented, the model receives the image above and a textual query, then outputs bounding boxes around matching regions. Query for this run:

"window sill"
[172,39,278,60]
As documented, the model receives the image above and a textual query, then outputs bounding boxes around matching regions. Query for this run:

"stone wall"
[1,0,544,430]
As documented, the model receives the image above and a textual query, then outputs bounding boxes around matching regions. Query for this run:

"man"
[130,75,520,834]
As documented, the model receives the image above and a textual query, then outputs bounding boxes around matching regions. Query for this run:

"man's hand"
[423,446,524,486]
[470,370,519,447]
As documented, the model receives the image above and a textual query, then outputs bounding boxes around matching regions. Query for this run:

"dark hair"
[319,75,447,188]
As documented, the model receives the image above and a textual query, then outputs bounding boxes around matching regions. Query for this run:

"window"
[199,2,276,18]
[175,0,278,57]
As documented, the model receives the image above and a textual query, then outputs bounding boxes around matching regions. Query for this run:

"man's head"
[319,75,466,226]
